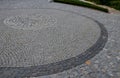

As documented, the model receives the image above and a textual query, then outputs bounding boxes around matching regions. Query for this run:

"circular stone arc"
[0,8,108,78]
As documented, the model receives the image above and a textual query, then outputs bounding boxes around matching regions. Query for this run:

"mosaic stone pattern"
[4,14,56,30]
[0,9,101,67]
[0,8,108,77]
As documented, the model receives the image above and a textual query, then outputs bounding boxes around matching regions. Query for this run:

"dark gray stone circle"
[0,8,108,78]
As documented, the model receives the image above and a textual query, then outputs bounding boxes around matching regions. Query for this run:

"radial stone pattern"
[0,9,108,77]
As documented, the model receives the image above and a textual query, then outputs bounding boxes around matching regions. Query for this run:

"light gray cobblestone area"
[0,0,120,78]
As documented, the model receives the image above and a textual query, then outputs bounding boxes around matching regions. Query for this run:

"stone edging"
[0,8,108,78]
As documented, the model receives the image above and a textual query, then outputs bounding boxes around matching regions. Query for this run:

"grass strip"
[53,0,109,13]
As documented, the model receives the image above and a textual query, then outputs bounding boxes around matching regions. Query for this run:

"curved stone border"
[0,8,108,78]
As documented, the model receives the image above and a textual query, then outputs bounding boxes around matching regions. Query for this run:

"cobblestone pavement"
[0,0,120,78]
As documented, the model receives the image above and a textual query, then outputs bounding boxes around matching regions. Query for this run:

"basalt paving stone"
[0,8,108,77]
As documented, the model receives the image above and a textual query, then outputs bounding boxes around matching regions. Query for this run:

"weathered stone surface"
[0,9,102,67]
[1,0,120,78]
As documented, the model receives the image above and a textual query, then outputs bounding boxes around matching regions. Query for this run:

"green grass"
[53,0,109,13]
[86,0,120,10]
[108,1,120,10]
[86,0,101,4]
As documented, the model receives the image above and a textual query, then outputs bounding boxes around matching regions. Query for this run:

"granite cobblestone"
[0,0,120,78]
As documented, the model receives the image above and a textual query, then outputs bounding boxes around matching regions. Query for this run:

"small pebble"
[116,56,120,61]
